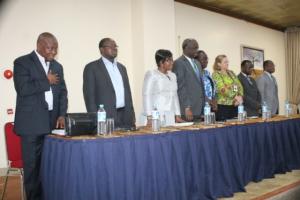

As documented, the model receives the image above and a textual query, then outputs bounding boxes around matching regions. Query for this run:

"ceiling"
[175,0,300,31]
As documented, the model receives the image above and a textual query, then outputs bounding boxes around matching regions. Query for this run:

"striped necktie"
[192,59,200,80]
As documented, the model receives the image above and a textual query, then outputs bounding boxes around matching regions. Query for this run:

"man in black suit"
[172,38,205,121]
[238,60,261,116]
[13,32,68,200]
[83,38,135,128]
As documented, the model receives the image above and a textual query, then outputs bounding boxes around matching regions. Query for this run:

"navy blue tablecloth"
[41,118,300,200]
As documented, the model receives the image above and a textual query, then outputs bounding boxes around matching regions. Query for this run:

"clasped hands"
[233,95,243,106]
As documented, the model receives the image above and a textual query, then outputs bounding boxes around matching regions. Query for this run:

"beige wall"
[174,2,286,114]
[0,0,286,168]
[0,0,134,168]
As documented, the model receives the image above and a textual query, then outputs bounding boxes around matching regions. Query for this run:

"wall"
[174,2,286,114]
[0,0,286,168]
[0,0,134,168]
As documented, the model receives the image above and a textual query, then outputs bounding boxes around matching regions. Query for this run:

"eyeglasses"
[102,45,118,49]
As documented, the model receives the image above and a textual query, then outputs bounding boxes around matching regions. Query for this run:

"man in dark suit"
[238,60,261,116]
[172,38,205,121]
[83,38,135,128]
[13,32,68,200]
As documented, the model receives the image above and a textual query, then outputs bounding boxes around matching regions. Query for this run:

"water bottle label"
[204,107,211,115]
[285,103,290,109]
[98,112,106,122]
[238,105,244,114]
[262,105,267,113]
[152,110,160,120]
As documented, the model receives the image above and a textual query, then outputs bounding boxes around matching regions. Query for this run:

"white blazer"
[142,69,181,116]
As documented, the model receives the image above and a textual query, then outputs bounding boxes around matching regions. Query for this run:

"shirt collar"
[183,54,193,63]
[241,72,248,77]
[264,71,272,78]
[35,50,47,65]
[102,56,117,66]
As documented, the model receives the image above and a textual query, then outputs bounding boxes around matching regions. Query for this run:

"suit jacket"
[13,51,68,135]
[172,55,205,117]
[256,72,279,115]
[238,73,261,116]
[83,58,135,127]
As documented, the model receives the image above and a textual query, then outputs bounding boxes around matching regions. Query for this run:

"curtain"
[285,27,300,112]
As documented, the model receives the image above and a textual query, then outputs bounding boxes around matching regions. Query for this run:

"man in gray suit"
[238,60,261,116]
[256,60,279,115]
[83,38,135,128]
[172,39,205,121]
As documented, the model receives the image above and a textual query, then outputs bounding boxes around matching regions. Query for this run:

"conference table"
[41,115,300,200]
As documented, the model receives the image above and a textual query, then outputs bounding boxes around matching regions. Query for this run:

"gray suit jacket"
[256,72,279,115]
[172,55,205,117]
[238,73,261,116]
[13,51,68,135]
[83,58,135,127]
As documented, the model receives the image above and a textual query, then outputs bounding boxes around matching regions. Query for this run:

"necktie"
[247,76,252,85]
[271,75,277,85]
[192,59,200,80]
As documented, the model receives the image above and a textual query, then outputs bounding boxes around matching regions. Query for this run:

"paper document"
[51,129,66,136]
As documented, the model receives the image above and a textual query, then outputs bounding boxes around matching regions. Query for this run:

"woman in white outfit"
[142,49,184,125]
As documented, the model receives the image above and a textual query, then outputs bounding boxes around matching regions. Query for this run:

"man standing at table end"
[256,60,279,115]
[172,38,205,121]
[83,38,135,128]
[13,32,68,200]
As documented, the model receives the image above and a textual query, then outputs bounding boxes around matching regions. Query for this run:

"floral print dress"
[212,70,243,105]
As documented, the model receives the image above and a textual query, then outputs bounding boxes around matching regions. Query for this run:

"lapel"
[99,58,116,94]
[240,73,253,88]
[30,51,48,79]
[181,55,202,84]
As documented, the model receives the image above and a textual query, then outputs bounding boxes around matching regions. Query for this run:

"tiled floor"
[219,170,300,200]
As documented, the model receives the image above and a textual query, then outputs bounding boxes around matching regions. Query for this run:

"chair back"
[4,122,23,168]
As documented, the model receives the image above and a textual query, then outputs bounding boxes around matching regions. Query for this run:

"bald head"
[37,32,58,61]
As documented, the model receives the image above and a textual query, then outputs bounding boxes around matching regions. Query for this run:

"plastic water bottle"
[262,101,268,120]
[238,102,244,121]
[204,102,211,125]
[97,104,106,135]
[152,108,160,132]
[285,100,290,117]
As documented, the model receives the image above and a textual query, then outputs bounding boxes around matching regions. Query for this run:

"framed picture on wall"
[241,45,264,79]
[241,45,264,68]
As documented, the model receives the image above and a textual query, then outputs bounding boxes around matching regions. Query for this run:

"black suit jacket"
[13,51,68,135]
[238,73,261,116]
[172,55,205,117]
[83,58,135,127]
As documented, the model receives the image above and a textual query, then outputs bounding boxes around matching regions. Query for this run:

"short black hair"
[195,50,206,59]
[98,38,111,49]
[263,60,273,70]
[241,60,253,68]
[182,38,197,50]
[155,49,172,66]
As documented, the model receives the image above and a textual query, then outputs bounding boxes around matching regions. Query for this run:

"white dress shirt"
[35,50,53,110]
[102,57,125,108]
[142,69,181,116]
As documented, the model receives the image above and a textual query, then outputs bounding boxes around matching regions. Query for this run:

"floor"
[1,170,300,200]
[0,175,22,200]
[220,170,300,200]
